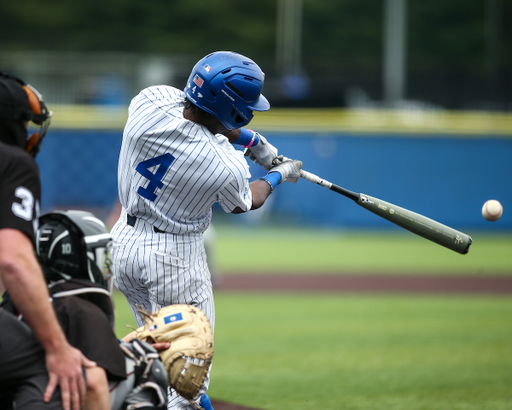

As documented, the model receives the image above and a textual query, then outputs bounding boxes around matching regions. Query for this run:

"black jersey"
[0,141,41,244]
[52,295,126,381]
[1,278,128,381]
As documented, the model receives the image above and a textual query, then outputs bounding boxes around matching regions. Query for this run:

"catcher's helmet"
[36,210,113,292]
[0,71,52,158]
[184,51,270,130]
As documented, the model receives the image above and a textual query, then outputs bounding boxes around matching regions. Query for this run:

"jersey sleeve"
[0,145,41,244]
[215,147,253,213]
[217,176,253,213]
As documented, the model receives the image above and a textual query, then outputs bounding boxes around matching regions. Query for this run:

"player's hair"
[184,97,211,118]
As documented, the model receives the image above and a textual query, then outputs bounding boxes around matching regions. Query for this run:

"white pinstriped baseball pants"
[111,209,215,410]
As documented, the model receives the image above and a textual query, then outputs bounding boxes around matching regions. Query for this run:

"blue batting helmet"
[184,51,270,130]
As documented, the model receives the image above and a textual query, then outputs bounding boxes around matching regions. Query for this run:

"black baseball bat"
[299,169,472,254]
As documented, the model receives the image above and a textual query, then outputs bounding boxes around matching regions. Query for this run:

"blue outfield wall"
[37,130,123,211]
[37,130,512,231]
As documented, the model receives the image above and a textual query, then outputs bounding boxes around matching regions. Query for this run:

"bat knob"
[272,155,287,166]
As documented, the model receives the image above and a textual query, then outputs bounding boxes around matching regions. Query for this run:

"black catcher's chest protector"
[48,278,115,329]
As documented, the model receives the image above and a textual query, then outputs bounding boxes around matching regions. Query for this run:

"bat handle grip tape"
[300,170,332,189]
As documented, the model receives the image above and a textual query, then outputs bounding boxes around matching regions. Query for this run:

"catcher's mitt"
[135,304,214,401]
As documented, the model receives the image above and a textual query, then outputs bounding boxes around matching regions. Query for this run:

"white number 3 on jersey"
[12,186,35,221]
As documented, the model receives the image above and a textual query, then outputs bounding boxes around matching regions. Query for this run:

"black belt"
[127,215,167,234]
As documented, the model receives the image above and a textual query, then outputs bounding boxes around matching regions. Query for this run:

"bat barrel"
[357,194,472,254]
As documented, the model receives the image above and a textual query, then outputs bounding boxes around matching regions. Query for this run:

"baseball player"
[37,210,170,410]
[111,51,302,409]
[0,71,95,410]
[2,209,171,410]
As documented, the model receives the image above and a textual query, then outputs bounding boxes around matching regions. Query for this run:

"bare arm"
[224,128,242,144]
[231,180,271,214]
[231,159,303,214]
[0,228,96,410]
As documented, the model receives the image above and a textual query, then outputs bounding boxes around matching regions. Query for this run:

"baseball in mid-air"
[482,200,503,222]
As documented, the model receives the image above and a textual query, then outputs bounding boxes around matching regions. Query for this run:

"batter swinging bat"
[299,169,472,254]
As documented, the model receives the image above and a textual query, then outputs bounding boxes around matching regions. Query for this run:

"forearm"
[250,179,273,210]
[225,128,242,144]
[232,159,303,214]
[232,180,272,214]
[0,229,68,352]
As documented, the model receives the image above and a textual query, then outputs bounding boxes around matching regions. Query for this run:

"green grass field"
[113,292,512,410]
[210,294,512,410]
[112,227,512,410]
[212,226,512,275]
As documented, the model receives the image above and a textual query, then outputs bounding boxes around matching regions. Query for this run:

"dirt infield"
[209,273,511,410]
[210,398,262,410]
[214,274,512,294]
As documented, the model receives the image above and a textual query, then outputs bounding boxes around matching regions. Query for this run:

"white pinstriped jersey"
[112,85,254,409]
[117,85,253,234]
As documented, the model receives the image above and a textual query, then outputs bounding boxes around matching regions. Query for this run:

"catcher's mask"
[0,71,52,158]
[36,210,113,292]
[184,51,270,130]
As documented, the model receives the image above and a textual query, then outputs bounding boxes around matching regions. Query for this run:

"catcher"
[2,208,215,410]
[0,210,169,409]
[122,304,214,410]
[35,210,214,410]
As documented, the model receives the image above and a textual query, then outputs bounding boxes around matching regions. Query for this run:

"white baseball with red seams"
[482,200,503,222]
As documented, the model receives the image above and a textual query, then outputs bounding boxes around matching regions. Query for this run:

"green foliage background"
[2,0,510,78]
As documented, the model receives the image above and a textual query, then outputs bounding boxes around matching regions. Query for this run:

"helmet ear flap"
[25,132,40,154]
[23,85,43,121]
[21,84,52,157]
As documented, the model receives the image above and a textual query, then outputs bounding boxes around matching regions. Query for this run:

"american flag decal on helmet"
[193,74,204,88]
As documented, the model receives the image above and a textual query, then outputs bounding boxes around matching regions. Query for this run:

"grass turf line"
[213,226,512,275]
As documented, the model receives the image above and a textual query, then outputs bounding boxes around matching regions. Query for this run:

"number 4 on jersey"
[136,153,175,201]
